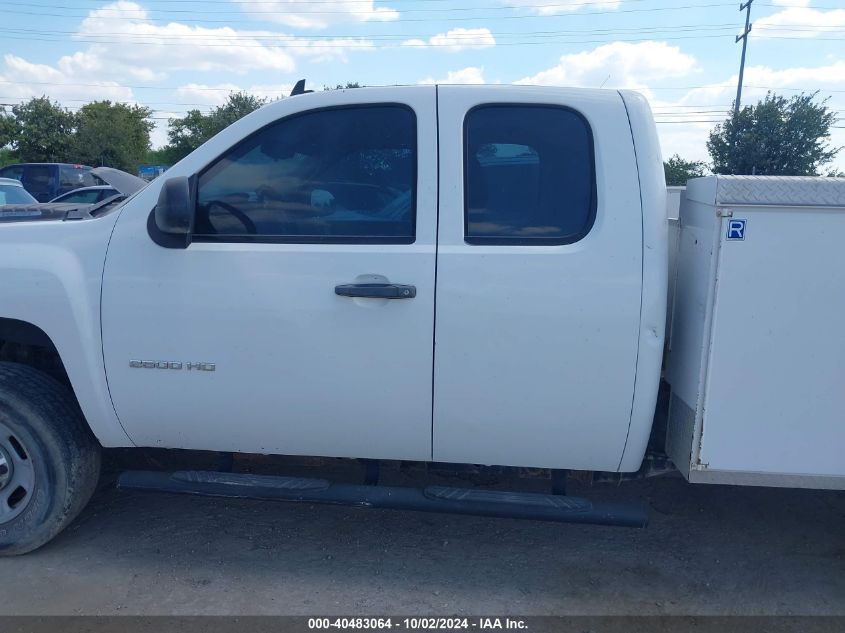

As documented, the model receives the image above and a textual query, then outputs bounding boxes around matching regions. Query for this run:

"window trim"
[462,102,598,247]
[191,102,419,246]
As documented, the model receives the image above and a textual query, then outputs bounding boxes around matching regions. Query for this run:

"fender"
[0,212,133,447]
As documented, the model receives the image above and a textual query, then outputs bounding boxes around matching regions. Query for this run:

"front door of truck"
[432,86,644,471]
[102,87,437,461]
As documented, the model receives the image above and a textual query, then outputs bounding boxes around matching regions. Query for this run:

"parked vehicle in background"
[0,163,102,202]
[50,186,118,204]
[138,165,170,181]
[0,167,148,222]
[0,178,38,205]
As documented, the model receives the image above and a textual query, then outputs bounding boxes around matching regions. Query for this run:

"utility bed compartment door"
[433,86,644,471]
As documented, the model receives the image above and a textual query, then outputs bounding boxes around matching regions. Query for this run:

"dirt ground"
[0,449,842,616]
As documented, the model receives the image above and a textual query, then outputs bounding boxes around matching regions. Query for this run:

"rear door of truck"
[433,86,644,471]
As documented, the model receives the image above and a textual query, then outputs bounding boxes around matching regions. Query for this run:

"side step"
[118,470,648,528]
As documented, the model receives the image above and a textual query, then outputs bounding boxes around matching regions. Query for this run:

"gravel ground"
[0,450,842,616]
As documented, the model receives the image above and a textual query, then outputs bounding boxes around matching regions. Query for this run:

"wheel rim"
[0,421,36,524]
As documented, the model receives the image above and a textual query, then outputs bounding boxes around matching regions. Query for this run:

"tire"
[0,362,101,556]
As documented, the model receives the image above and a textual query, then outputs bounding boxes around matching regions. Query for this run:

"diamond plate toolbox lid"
[714,175,845,208]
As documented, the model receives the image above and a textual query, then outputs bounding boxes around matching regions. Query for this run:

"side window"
[0,166,24,182]
[464,105,596,245]
[195,105,416,243]
[22,165,54,201]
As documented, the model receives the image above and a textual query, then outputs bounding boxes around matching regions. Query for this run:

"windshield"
[0,184,38,205]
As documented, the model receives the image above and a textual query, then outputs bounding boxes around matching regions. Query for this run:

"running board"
[118,470,648,528]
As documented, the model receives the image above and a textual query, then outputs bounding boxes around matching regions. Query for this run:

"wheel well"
[0,318,71,387]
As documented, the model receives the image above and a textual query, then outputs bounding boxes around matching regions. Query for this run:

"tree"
[0,107,16,149]
[707,91,840,176]
[664,154,707,186]
[9,97,76,162]
[164,92,267,163]
[324,82,361,90]
[73,101,154,172]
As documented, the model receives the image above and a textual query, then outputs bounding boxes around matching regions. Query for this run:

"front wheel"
[0,362,101,555]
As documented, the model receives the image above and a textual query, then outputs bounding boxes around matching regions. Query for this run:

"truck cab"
[100,85,666,472]
[0,85,668,554]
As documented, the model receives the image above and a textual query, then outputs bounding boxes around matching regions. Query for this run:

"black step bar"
[118,470,648,528]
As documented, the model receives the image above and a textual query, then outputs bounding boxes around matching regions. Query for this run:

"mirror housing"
[154,176,194,236]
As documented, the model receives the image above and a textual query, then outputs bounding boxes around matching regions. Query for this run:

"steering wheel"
[198,200,258,235]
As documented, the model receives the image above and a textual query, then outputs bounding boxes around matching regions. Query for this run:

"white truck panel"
[433,86,646,471]
[101,87,439,460]
[0,217,132,446]
[667,175,845,488]
[616,90,668,471]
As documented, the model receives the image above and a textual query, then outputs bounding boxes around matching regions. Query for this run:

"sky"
[1,0,843,171]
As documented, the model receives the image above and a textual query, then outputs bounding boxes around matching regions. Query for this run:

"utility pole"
[734,0,754,118]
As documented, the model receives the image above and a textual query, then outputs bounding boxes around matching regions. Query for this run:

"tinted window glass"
[464,105,595,245]
[22,165,54,201]
[0,184,37,204]
[195,105,416,243]
[59,166,99,188]
[0,166,24,182]
[53,188,103,203]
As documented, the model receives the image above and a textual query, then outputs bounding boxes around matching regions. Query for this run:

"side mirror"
[154,176,194,236]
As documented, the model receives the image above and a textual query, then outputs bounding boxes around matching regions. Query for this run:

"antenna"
[290,79,312,96]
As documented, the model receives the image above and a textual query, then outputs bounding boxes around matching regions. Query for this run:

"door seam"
[430,85,441,461]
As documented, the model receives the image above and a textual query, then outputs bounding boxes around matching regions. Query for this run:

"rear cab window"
[59,166,100,188]
[464,104,596,245]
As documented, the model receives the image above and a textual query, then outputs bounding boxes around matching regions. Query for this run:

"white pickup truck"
[1,84,843,555]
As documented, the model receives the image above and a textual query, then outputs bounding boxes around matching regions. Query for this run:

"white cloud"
[71,1,374,77]
[754,5,845,38]
[420,67,486,85]
[506,0,620,15]
[174,83,295,107]
[0,54,136,104]
[0,0,377,114]
[76,2,287,75]
[516,41,698,93]
[232,0,398,30]
[404,28,496,52]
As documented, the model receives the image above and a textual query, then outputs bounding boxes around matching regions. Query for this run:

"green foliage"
[143,147,173,166]
[663,154,708,186]
[165,92,267,163]
[324,82,361,90]
[73,101,154,172]
[0,148,16,168]
[707,92,841,176]
[0,107,16,149]
[9,96,77,162]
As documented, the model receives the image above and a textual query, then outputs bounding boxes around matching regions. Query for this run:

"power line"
[0,2,745,24]
[2,31,843,49]
[0,23,747,39]
[0,23,835,42]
